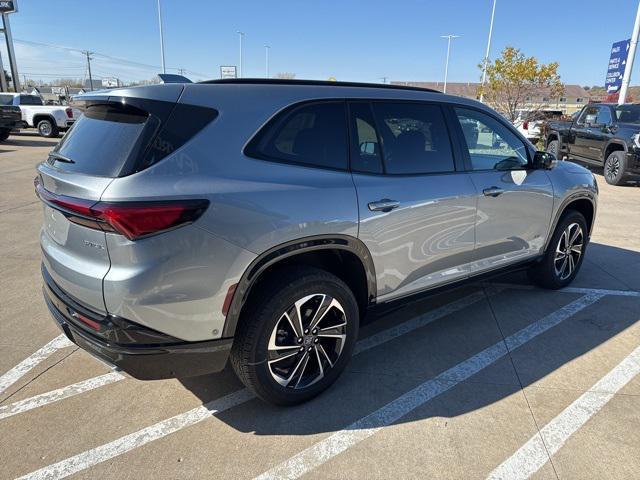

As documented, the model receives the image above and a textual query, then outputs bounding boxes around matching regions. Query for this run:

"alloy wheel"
[39,122,52,136]
[605,155,620,182]
[554,222,584,280]
[267,293,347,389]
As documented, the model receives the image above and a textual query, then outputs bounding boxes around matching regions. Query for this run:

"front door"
[571,105,599,159]
[349,101,477,301]
[451,107,554,273]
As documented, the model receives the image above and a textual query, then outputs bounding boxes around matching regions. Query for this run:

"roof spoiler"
[158,73,192,84]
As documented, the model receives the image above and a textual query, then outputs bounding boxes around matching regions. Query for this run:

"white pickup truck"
[0,93,81,137]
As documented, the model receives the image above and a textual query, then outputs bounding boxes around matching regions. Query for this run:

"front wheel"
[0,129,10,142]
[603,151,627,186]
[37,119,59,138]
[231,266,359,406]
[528,210,588,289]
[546,139,559,158]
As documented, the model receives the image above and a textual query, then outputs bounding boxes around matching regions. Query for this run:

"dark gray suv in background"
[36,79,597,405]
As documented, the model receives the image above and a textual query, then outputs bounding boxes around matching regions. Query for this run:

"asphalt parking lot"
[1,133,639,480]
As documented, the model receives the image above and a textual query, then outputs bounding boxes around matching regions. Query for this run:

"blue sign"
[606,39,631,93]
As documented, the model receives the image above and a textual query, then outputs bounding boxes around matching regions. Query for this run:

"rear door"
[37,86,182,313]
[350,101,477,301]
[450,106,554,272]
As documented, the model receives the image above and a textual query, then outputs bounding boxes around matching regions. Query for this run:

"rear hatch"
[37,85,184,313]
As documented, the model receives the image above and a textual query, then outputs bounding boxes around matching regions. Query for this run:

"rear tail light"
[35,179,208,240]
[65,107,73,119]
[523,121,529,130]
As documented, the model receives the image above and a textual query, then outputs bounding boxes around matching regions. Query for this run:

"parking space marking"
[253,293,604,480]
[487,345,640,480]
[16,288,497,479]
[0,335,72,396]
[0,372,124,420]
[18,388,256,480]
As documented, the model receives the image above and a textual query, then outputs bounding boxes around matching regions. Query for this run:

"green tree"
[479,47,564,122]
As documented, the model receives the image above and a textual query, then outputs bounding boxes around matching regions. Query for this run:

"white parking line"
[487,345,640,480]
[254,293,604,480]
[18,288,496,479]
[0,334,72,396]
[0,371,124,420]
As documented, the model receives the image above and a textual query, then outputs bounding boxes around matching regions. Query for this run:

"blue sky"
[4,0,640,86]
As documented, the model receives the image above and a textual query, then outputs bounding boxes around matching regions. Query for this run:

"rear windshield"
[614,105,640,124]
[49,104,149,177]
[0,94,14,106]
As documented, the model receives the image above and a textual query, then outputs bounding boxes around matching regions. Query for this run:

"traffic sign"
[220,66,237,79]
[0,0,17,13]
[606,39,631,93]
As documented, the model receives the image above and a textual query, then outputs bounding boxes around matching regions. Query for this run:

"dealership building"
[391,81,591,115]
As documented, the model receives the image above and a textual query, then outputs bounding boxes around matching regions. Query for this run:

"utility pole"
[84,51,94,91]
[157,0,166,74]
[379,76,388,84]
[264,45,270,78]
[480,0,497,103]
[440,34,460,94]
[2,13,20,92]
[619,1,640,104]
[237,31,244,78]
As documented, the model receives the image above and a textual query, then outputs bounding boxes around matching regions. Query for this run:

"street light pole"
[480,0,497,102]
[264,45,270,78]
[440,34,460,94]
[237,32,244,78]
[157,0,166,74]
[619,1,640,105]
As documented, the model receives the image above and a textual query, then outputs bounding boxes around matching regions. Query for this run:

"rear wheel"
[37,119,59,138]
[0,128,10,142]
[603,151,627,186]
[230,266,359,406]
[528,210,588,289]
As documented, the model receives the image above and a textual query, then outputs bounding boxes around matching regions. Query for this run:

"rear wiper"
[48,152,75,164]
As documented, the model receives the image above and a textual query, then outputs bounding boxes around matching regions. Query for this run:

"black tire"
[528,210,588,289]
[230,266,359,406]
[0,129,10,142]
[546,139,559,158]
[37,119,59,138]
[603,151,627,186]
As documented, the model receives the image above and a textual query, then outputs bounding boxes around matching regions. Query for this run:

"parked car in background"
[514,110,563,143]
[0,93,80,137]
[545,103,640,185]
[0,95,21,142]
[36,79,597,405]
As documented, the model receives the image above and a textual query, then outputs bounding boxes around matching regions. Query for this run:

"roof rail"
[198,78,441,93]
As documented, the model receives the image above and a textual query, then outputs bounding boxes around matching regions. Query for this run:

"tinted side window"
[371,102,454,174]
[348,102,383,174]
[248,101,348,170]
[454,107,529,171]
[20,95,43,106]
[578,106,598,125]
[596,106,612,125]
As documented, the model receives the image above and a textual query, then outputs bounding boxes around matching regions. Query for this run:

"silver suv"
[36,79,597,405]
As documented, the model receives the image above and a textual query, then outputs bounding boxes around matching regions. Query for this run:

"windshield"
[0,94,14,106]
[614,105,640,123]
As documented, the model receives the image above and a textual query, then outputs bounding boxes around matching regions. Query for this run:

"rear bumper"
[42,264,232,379]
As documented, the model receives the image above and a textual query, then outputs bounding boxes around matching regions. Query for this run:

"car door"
[451,106,554,273]
[587,105,614,160]
[571,105,599,158]
[349,101,477,301]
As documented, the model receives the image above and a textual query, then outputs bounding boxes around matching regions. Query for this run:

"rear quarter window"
[246,101,348,170]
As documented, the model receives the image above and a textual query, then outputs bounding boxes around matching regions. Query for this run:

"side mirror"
[532,151,556,169]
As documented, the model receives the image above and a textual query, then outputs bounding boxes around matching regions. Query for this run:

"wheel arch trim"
[222,235,377,338]
[543,193,597,253]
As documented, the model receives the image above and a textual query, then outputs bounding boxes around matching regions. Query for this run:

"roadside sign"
[606,39,631,93]
[220,66,237,79]
[0,0,17,13]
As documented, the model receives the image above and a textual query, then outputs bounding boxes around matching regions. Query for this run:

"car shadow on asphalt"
[2,137,59,148]
[177,243,640,436]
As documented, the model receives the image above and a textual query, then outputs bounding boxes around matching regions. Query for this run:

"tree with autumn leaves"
[479,47,564,122]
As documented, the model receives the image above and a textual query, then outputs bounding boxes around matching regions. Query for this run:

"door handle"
[482,186,505,197]
[368,199,400,212]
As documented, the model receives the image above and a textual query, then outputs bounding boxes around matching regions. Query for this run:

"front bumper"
[42,264,232,380]
[626,151,640,174]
